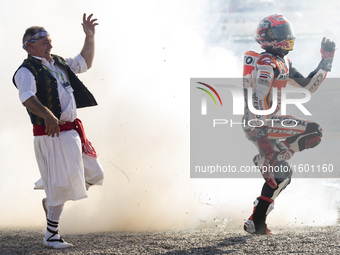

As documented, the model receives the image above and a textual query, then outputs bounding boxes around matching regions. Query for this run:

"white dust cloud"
[0,0,339,234]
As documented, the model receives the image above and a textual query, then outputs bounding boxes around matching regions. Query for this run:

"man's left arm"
[80,13,98,69]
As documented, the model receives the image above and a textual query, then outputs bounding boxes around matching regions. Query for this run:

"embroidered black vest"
[13,54,97,126]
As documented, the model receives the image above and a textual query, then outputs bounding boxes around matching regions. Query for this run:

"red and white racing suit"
[242,50,329,199]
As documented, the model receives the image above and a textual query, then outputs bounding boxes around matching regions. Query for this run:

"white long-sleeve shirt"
[14,54,87,122]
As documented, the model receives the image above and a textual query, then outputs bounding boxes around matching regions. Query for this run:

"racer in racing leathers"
[242,14,335,235]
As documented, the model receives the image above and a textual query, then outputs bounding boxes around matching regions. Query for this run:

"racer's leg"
[284,122,323,152]
[268,115,323,153]
[243,115,320,235]
[245,160,292,235]
[257,116,323,185]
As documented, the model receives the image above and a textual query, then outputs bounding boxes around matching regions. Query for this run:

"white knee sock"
[45,203,64,240]
[47,203,64,222]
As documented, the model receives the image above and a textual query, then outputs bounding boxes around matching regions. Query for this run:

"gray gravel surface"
[0,225,339,254]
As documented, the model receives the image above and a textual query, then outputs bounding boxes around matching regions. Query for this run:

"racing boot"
[244,196,274,235]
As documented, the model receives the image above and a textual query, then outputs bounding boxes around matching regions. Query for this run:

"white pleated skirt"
[34,130,104,206]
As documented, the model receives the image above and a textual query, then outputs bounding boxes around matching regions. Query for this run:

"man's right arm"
[14,68,64,137]
[23,96,65,137]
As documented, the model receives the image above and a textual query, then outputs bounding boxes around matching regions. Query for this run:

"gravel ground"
[1,225,339,255]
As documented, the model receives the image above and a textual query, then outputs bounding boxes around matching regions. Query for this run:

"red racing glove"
[320,37,336,71]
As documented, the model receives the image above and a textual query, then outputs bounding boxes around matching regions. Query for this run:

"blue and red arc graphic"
[196,82,223,106]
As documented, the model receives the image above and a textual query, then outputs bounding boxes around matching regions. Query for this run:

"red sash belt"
[33,118,97,158]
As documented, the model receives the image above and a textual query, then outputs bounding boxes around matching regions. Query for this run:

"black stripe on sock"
[47,219,59,228]
[47,223,58,228]
[47,219,58,225]
[46,227,58,235]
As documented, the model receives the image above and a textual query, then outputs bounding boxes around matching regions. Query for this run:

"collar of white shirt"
[30,55,55,66]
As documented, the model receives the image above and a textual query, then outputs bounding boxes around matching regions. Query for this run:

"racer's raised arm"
[288,37,335,93]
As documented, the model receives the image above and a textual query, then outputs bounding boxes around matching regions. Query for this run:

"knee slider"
[299,122,323,150]
[307,136,321,148]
